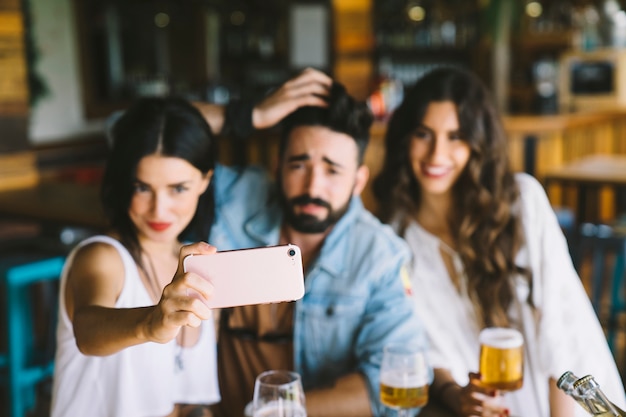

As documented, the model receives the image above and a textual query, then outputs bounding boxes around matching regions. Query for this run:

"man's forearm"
[305,372,374,417]
[192,102,226,135]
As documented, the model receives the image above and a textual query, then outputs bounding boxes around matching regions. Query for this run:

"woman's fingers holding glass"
[468,373,498,397]
[457,392,508,417]
[456,381,490,417]
[481,396,510,417]
[450,374,506,417]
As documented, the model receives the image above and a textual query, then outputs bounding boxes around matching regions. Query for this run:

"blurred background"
[1,1,626,416]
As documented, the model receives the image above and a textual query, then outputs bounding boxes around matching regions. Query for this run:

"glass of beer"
[478,327,524,392]
[380,343,432,416]
[252,370,307,417]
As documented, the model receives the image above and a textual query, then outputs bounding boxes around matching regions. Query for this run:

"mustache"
[290,195,331,210]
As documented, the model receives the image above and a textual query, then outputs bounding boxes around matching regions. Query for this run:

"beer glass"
[380,343,432,417]
[478,327,524,391]
[252,370,307,417]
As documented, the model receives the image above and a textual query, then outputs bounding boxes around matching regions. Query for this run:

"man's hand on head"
[252,68,332,130]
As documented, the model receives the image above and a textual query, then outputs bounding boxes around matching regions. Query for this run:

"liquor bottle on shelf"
[557,372,626,416]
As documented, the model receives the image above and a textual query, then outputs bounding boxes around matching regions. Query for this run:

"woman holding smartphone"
[373,67,625,417]
[51,69,331,417]
[51,97,220,417]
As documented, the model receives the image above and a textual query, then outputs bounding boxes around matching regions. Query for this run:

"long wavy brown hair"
[373,67,532,327]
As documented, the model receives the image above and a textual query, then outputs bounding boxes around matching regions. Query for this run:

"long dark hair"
[101,97,217,264]
[373,67,532,327]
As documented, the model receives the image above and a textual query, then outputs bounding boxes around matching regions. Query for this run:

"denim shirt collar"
[244,198,283,247]
[244,196,365,277]
[314,197,364,276]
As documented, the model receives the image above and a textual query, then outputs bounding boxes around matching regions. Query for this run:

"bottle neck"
[575,376,621,417]
[557,371,592,414]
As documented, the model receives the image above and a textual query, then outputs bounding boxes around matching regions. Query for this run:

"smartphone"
[183,244,305,309]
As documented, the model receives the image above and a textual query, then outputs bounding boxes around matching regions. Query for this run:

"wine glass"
[478,327,524,414]
[380,343,432,417]
[252,370,307,417]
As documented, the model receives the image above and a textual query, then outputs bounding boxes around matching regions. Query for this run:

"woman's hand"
[142,242,216,344]
[435,371,508,417]
[252,67,332,129]
[454,373,509,417]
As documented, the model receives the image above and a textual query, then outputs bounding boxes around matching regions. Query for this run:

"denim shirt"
[210,164,427,416]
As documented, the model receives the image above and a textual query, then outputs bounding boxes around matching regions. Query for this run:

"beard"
[280,193,351,234]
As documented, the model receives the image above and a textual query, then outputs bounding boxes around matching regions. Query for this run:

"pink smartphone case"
[183,244,305,308]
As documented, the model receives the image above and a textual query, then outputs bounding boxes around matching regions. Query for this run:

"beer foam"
[381,370,430,388]
[479,327,524,349]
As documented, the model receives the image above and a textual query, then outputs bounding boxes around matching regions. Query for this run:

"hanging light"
[154,12,170,28]
[406,1,425,22]
[525,1,543,18]
[230,10,246,26]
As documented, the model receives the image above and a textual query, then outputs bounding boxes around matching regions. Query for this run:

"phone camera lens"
[288,248,296,257]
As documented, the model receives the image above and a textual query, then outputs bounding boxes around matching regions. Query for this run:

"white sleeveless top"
[51,236,220,417]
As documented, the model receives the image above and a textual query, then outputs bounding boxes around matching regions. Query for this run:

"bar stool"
[0,256,65,417]
[573,223,626,354]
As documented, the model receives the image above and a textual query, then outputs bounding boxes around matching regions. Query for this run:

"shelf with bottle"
[212,1,290,102]
[74,0,303,117]
[371,0,482,95]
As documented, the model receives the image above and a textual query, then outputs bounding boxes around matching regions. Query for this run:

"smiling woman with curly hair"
[373,67,625,417]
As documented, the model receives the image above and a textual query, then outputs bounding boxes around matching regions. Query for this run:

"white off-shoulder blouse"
[402,173,625,417]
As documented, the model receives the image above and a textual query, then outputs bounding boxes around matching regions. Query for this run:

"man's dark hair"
[279,82,373,164]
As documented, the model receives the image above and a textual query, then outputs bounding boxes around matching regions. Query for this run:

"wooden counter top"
[0,180,105,230]
[501,108,626,133]
[544,155,626,223]
[545,155,626,184]
[371,108,626,138]
[367,109,626,220]
[368,108,626,179]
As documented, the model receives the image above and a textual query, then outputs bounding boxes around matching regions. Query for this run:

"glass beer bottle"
[556,371,591,413]
[557,372,626,417]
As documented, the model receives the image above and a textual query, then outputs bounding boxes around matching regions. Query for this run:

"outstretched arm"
[194,67,332,136]
[69,242,216,356]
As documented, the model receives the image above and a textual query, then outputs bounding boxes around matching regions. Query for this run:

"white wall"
[28,0,103,145]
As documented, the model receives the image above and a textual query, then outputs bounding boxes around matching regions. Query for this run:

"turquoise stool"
[0,256,65,417]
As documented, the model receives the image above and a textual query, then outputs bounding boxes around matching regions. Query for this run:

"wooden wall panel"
[0,0,29,153]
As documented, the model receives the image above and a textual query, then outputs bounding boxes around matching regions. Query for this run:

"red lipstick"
[147,222,171,231]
